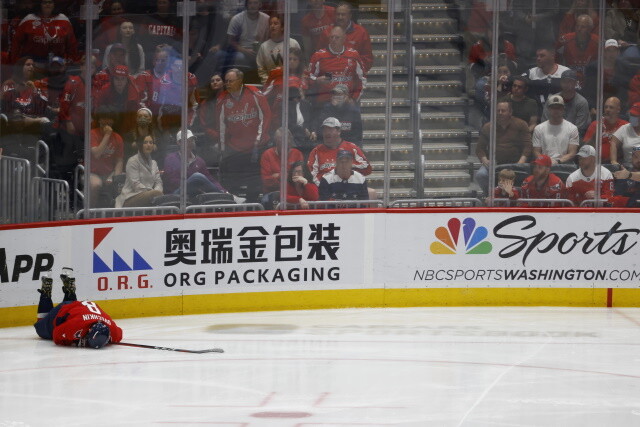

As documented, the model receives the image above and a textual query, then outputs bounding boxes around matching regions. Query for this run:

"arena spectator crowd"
[1,0,640,211]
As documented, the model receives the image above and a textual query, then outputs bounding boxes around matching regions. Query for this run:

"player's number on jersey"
[82,301,102,315]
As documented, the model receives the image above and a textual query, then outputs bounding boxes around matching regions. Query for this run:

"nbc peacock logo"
[430,218,493,255]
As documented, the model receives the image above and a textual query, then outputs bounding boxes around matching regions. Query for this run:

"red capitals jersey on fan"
[308,47,366,104]
[317,23,374,72]
[53,301,123,346]
[136,70,165,116]
[216,86,272,153]
[307,140,372,185]
[558,33,599,87]
[2,81,48,118]
[301,5,336,54]
[565,167,614,205]
[10,13,78,63]
[583,119,628,162]
[59,75,97,135]
[520,173,565,204]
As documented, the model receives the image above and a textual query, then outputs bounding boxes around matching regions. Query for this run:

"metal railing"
[298,200,384,209]
[29,177,71,222]
[76,206,181,219]
[390,198,484,208]
[74,164,85,212]
[185,203,265,214]
[0,155,31,224]
[492,199,575,208]
[580,199,610,208]
[35,140,49,177]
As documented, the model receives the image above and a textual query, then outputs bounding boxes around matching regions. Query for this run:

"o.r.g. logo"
[93,227,152,273]
[430,218,492,255]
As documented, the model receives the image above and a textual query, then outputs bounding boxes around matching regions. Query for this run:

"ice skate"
[37,271,53,298]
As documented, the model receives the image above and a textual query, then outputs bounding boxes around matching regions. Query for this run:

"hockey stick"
[114,342,224,354]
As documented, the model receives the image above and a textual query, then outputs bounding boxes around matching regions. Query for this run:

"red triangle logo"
[94,227,113,249]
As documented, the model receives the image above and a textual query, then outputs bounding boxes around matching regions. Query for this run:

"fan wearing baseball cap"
[565,145,614,205]
[94,65,143,135]
[532,94,580,165]
[611,102,640,166]
[307,116,372,186]
[518,154,566,206]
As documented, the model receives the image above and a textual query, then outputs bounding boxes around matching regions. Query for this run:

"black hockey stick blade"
[114,342,224,354]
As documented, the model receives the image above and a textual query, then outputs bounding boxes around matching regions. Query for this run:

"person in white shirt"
[256,15,301,84]
[611,102,640,167]
[532,94,579,164]
[523,46,570,108]
[216,0,270,69]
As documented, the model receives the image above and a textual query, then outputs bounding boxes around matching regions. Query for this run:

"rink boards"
[2,208,640,326]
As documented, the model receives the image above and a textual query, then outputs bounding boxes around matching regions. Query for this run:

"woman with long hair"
[103,21,145,75]
[115,134,164,208]
[286,161,318,209]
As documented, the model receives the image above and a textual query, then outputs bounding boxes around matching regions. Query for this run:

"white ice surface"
[1,307,640,426]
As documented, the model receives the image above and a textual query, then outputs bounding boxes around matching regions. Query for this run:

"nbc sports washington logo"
[430,218,493,255]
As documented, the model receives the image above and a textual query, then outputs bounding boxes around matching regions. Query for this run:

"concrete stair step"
[361,112,467,131]
[372,48,461,67]
[367,170,471,188]
[366,65,464,80]
[368,186,477,200]
[360,18,457,35]
[370,34,462,45]
[365,80,464,98]
[369,159,471,170]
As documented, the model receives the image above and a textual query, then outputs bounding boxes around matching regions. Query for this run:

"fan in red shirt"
[136,47,172,118]
[583,97,628,163]
[557,15,599,88]
[518,154,566,206]
[94,65,143,135]
[565,145,614,206]
[34,269,122,349]
[308,117,371,185]
[260,127,304,193]
[316,2,373,72]
[287,161,320,209]
[301,0,337,56]
[308,26,367,106]
[10,0,78,66]
[216,68,271,202]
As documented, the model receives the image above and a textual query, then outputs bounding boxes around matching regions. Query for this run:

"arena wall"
[2,209,640,327]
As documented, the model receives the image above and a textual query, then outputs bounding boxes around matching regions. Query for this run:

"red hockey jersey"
[565,167,614,206]
[52,300,123,346]
[317,22,373,72]
[10,13,78,63]
[558,33,599,87]
[58,75,96,135]
[216,85,272,153]
[307,140,372,185]
[301,5,336,54]
[519,173,566,206]
[308,47,366,104]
